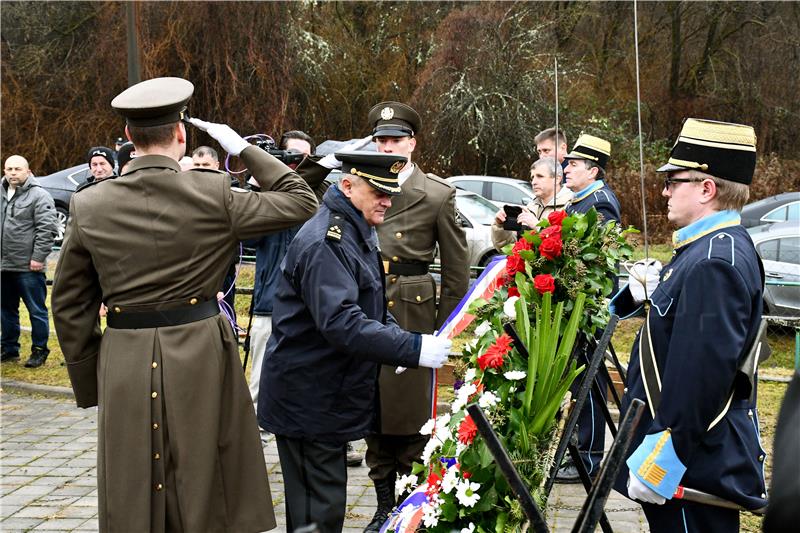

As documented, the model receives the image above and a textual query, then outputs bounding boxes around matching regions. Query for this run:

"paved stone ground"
[1,389,647,532]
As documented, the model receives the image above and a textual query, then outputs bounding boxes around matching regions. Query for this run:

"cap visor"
[656,162,688,173]
[372,129,412,138]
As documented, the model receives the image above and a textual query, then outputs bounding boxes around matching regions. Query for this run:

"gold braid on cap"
[349,168,400,183]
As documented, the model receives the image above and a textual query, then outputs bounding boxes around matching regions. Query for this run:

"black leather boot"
[25,346,50,368]
[363,475,396,532]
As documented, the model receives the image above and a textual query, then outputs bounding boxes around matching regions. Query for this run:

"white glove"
[627,472,666,505]
[318,135,374,169]
[417,334,452,369]
[187,118,250,157]
[627,259,662,304]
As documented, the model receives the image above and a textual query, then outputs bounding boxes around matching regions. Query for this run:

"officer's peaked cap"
[112,77,194,127]
[368,101,421,138]
[337,151,407,196]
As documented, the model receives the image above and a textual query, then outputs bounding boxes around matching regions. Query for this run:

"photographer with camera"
[491,157,573,251]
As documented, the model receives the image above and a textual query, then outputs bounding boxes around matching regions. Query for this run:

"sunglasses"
[663,177,703,190]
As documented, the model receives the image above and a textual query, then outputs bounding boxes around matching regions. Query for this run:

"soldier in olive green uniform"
[52,77,318,533]
[363,101,470,531]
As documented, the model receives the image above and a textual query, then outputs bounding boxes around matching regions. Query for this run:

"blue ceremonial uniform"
[565,179,621,475]
[611,211,766,532]
[565,180,621,224]
[257,186,421,444]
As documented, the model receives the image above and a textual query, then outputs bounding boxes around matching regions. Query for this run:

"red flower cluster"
[458,415,478,445]
[506,237,532,277]
[477,333,514,370]
[425,470,442,497]
[534,273,556,294]
[508,286,520,297]
[539,224,563,261]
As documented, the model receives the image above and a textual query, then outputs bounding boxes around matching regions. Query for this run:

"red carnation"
[533,274,556,294]
[425,471,442,497]
[539,225,561,240]
[508,286,520,297]
[458,415,478,445]
[493,333,514,354]
[539,236,563,260]
[477,333,514,370]
[548,210,568,226]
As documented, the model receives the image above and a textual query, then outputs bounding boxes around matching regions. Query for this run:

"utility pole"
[126,2,141,86]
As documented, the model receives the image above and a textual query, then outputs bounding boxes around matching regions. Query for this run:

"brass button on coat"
[152,423,159,430]
[151,392,158,399]
[155,483,163,491]
[415,295,421,302]
[392,256,398,262]
[395,232,402,239]
[152,362,158,369]
[154,453,160,460]
[189,297,198,305]
[388,301,395,308]
[114,306,121,313]
[390,277,397,284]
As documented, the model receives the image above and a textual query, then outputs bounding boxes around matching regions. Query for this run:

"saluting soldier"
[52,77,318,533]
[364,101,470,530]
[558,133,621,482]
[611,119,766,531]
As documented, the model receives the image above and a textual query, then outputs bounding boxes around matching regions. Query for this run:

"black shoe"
[1,349,20,363]
[555,462,582,484]
[24,346,50,368]
[346,442,363,467]
[363,476,396,532]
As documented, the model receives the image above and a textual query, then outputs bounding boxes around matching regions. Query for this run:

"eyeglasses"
[663,177,703,190]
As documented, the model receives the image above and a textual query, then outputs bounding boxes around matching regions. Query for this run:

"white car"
[449,175,535,209]
[748,221,800,317]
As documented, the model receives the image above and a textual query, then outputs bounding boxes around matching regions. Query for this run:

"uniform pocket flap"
[399,279,435,304]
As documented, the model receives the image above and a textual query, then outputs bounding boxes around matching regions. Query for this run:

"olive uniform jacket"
[52,146,317,533]
[377,165,469,435]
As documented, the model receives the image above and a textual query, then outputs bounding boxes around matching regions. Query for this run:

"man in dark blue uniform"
[257,151,452,532]
[557,133,621,481]
[611,118,766,532]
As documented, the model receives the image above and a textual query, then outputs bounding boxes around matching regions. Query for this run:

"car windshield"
[457,194,498,226]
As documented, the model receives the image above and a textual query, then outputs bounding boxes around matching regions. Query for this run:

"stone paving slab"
[1,389,647,532]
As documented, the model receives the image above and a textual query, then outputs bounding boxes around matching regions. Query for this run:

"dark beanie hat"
[87,146,115,167]
[116,142,137,173]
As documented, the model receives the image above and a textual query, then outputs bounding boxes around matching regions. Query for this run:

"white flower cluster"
[502,296,519,319]
[474,320,491,337]
[455,479,481,508]
[395,474,418,496]
[452,381,477,413]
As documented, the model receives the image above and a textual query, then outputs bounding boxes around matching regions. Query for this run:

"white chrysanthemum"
[503,370,527,381]
[474,321,491,337]
[441,466,459,494]
[396,474,418,495]
[452,381,477,412]
[464,367,477,383]
[460,523,476,533]
[421,437,441,465]
[503,296,519,320]
[456,441,467,456]
[478,390,499,409]
[455,479,482,508]
[421,501,441,527]
[419,417,436,435]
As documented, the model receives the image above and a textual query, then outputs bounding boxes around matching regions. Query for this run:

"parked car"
[748,221,800,317]
[741,191,800,228]
[448,175,535,209]
[453,189,502,268]
[36,164,89,245]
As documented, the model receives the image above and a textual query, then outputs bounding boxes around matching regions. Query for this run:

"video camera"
[254,137,305,167]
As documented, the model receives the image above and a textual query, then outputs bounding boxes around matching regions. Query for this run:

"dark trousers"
[570,341,609,474]
[365,433,428,482]
[276,435,347,533]
[642,499,739,532]
[1,271,49,353]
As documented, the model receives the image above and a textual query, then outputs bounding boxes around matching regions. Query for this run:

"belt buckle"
[382,260,390,274]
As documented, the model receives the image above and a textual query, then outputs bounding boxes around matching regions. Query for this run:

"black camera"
[254,137,305,167]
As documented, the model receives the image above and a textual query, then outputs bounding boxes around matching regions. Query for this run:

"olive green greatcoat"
[52,146,318,533]
[377,166,469,435]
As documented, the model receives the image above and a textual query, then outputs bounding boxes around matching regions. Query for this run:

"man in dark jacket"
[1,155,57,367]
[258,151,452,532]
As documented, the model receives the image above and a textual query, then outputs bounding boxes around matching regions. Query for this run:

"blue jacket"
[566,180,621,224]
[611,211,767,510]
[249,227,299,315]
[257,186,422,443]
